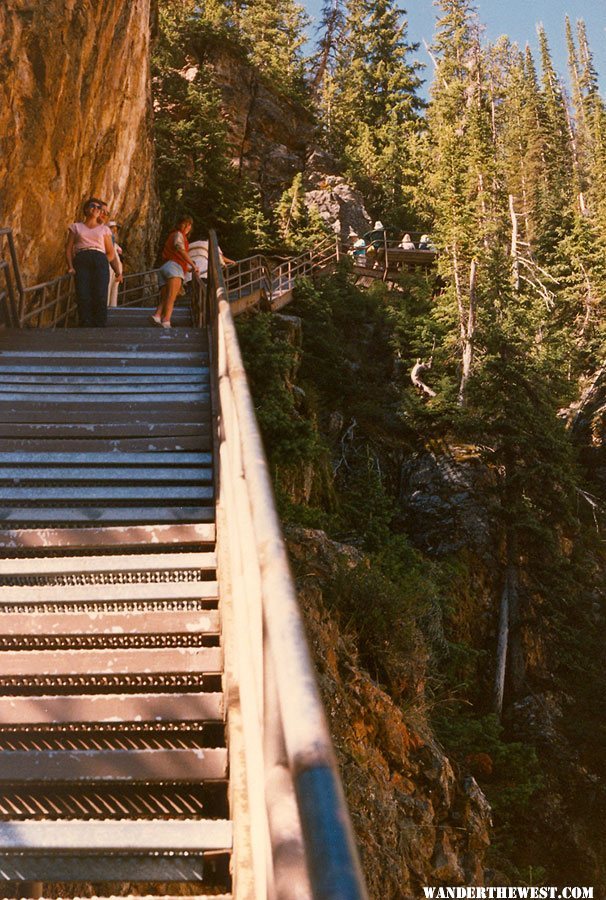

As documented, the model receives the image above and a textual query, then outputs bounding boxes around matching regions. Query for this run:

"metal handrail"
[208,230,368,898]
[116,268,162,308]
[0,228,25,327]
[20,273,77,328]
[224,235,340,308]
[1,225,340,329]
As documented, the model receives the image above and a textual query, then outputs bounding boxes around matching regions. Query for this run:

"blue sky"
[302,0,606,94]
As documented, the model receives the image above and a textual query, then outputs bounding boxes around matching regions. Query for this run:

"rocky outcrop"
[399,449,495,557]
[0,0,159,283]
[205,46,371,236]
[304,149,372,242]
[287,527,492,898]
[205,41,315,203]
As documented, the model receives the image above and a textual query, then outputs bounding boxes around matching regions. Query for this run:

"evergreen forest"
[153,0,606,893]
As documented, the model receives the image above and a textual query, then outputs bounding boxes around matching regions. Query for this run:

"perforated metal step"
[0,326,231,895]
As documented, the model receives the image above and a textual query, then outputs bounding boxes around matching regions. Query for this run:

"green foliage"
[153,0,313,254]
[322,0,425,222]
[235,311,324,471]
[324,534,439,692]
[153,1,248,248]
[275,174,332,252]
[436,713,544,858]
[238,0,310,100]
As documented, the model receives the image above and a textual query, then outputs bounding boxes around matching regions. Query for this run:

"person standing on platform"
[365,220,386,268]
[66,198,123,327]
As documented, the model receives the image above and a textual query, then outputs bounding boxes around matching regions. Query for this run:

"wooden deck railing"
[206,230,368,898]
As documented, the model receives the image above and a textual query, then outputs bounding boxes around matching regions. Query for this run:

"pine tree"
[424,0,499,403]
[497,45,545,253]
[326,0,423,223]
[275,173,331,251]
[535,25,575,247]
[575,20,606,224]
[153,1,249,250]
[238,0,310,98]
[311,0,346,91]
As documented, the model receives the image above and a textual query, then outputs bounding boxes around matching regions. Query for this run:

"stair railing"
[207,230,368,899]
[224,234,341,311]
[116,268,162,307]
[0,227,24,327]
[1,226,78,328]
[19,273,77,328]
[2,224,339,329]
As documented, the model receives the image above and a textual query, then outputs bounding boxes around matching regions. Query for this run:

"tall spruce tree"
[424,0,498,404]
[238,0,310,97]
[327,0,423,223]
[535,25,575,248]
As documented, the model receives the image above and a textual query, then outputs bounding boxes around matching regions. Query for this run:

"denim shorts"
[158,260,185,286]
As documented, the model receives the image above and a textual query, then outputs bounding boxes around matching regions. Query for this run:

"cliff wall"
[205,41,315,204]
[0,0,159,283]
[287,527,492,898]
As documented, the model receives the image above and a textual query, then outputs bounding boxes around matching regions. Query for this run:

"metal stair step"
[0,693,224,725]
[0,819,232,882]
[0,551,216,576]
[0,646,222,676]
[0,451,212,464]
[0,748,227,783]
[0,506,216,523]
[0,522,216,549]
[0,580,218,603]
[0,608,220,636]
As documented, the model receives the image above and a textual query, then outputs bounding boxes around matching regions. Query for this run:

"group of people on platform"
[66,201,233,329]
[347,221,436,268]
[66,197,437,329]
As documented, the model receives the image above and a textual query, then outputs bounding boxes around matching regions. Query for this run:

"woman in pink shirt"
[65,198,123,327]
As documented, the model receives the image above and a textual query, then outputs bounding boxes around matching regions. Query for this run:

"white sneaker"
[161,320,172,329]
[149,314,162,326]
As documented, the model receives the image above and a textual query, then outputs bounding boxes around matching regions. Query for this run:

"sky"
[302,0,606,94]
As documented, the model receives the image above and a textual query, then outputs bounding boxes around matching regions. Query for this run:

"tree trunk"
[493,574,510,719]
[507,559,525,697]
[411,360,436,398]
[457,256,477,406]
[509,194,520,291]
[493,531,522,718]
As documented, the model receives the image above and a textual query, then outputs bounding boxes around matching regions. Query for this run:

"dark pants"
[74,250,110,327]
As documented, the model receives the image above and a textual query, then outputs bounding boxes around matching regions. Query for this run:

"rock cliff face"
[206,44,372,235]
[0,0,159,283]
[206,42,315,203]
[287,527,492,899]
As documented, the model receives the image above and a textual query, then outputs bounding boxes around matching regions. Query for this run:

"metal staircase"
[0,230,368,899]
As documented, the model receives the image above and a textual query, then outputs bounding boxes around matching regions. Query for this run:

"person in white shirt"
[183,240,234,285]
[106,220,123,307]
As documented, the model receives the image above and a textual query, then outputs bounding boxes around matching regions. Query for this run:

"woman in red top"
[151,216,200,329]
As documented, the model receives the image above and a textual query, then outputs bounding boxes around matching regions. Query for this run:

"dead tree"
[509,194,520,291]
[411,359,437,398]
